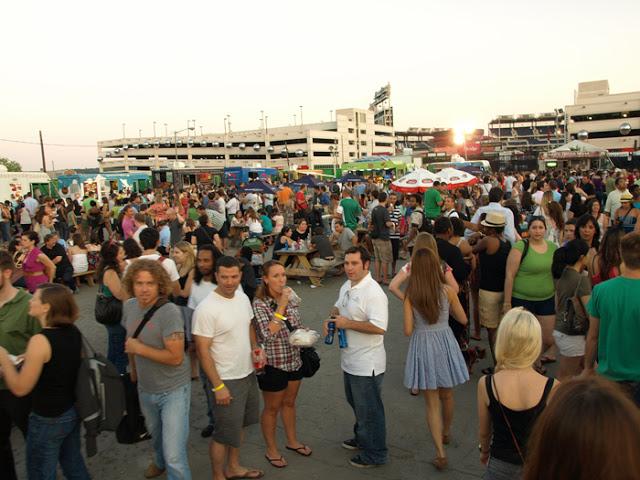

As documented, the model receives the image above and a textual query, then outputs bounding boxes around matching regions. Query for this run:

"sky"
[1,0,638,171]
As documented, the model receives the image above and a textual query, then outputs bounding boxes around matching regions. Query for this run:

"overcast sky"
[1,0,638,171]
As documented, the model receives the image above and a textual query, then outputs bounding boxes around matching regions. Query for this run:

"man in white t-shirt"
[325,246,388,468]
[129,228,181,296]
[192,256,262,480]
[132,212,148,248]
[504,173,516,199]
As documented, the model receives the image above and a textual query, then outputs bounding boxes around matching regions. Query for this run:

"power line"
[0,138,95,148]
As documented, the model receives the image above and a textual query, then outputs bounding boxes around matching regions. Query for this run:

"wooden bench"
[73,270,96,287]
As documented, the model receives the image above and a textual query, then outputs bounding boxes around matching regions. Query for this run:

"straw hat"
[480,211,507,228]
[620,193,633,202]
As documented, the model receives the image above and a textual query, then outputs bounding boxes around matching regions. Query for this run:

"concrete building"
[97,108,395,173]
[565,80,640,152]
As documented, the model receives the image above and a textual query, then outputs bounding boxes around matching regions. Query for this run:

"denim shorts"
[511,296,555,316]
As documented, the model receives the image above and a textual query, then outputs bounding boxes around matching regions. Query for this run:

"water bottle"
[338,328,348,348]
[324,321,335,345]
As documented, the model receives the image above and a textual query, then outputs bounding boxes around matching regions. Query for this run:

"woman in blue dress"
[403,248,470,471]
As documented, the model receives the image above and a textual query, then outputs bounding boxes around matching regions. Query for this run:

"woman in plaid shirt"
[252,260,312,469]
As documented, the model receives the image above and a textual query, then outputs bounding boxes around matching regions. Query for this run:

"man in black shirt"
[433,217,469,285]
[370,192,393,284]
[581,175,596,200]
[166,208,184,248]
[194,215,222,251]
[40,233,76,292]
[310,227,336,269]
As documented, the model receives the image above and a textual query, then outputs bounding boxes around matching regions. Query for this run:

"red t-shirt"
[295,191,308,210]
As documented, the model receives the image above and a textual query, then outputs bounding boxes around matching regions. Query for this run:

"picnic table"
[274,247,326,287]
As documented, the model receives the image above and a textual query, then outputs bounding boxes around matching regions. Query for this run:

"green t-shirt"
[0,289,41,390]
[512,240,557,301]
[423,189,442,219]
[587,276,640,381]
[340,198,362,231]
[188,207,199,221]
[82,197,95,212]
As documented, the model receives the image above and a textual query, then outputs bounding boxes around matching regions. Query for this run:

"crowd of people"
[0,166,639,480]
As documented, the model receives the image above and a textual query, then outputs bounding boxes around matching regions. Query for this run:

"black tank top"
[32,326,82,417]
[486,374,554,465]
[479,239,511,292]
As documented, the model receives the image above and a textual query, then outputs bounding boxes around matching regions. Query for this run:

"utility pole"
[39,130,47,172]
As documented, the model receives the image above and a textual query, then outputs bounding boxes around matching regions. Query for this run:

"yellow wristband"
[212,383,225,392]
[274,313,287,321]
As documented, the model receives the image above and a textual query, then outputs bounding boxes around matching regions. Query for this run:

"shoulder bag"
[116,298,167,445]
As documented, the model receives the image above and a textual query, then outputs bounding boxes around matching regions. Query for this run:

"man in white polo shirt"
[192,256,263,480]
[325,246,388,468]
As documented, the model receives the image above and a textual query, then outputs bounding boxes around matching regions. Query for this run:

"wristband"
[212,383,225,392]
[274,313,287,321]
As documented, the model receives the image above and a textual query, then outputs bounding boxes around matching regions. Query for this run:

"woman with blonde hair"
[389,232,458,301]
[171,241,198,378]
[403,248,469,471]
[477,308,558,480]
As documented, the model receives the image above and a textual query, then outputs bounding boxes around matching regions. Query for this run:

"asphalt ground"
[9,264,516,480]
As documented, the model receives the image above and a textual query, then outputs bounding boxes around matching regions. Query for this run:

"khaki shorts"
[479,289,504,329]
[372,239,392,264]
[211,373,259,448]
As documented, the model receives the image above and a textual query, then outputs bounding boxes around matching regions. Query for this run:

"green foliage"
[0,157,22,172]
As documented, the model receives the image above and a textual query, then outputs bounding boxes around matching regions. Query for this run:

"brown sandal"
[431,456,448,471]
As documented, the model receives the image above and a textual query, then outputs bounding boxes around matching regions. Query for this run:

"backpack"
[75,336,126,457]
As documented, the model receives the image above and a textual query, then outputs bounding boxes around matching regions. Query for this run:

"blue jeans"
[139,383,191,480]
[343,372,387,465]
[0,222,10,243]
[26,407,90,480]
[105,323,128,375]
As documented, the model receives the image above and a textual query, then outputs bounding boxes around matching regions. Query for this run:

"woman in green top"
[503,217,558,368]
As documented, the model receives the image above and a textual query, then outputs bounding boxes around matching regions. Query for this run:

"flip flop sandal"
[264,454,287,469]
[286,445,312,456]
[227,469,266,479]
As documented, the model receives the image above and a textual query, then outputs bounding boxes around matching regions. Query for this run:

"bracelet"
[274,312,287,321]
[212,383,225,392]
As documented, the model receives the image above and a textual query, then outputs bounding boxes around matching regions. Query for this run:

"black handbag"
[95,289,123,326]
[284,319,320,378]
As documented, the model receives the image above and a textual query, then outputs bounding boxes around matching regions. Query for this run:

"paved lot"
[11,268,499,479]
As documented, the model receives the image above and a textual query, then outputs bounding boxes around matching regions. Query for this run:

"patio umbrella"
[339,173,366,183]
[239,180,277,194]
[390,168,439,193]
[290,174,321,187]
[434,167,479,189]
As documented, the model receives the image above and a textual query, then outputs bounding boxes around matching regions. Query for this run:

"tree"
[0,157,22,172]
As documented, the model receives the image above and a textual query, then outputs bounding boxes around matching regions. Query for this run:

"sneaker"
[201,425,214,438]
[144,463,165,479]
[349,455,381,468]
[341,438,359,450]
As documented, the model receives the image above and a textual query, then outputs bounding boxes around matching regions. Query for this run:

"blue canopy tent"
[239,180,277,194]
[290,174,322,187]
[338,173,366,183]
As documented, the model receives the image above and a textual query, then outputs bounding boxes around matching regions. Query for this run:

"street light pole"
[122,123,126,139]
[299,105,303,126]
[153,121,156,137]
